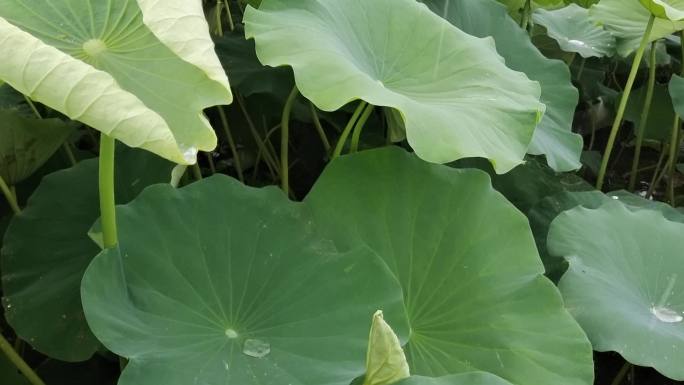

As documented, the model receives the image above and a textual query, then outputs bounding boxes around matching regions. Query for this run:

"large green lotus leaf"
[624,83,676,142]
[306,147,594,385]
[1,146,174,361]
[81,176,407,385]
[533,4,616,57]
[422,0,582,172]
[395,373,513,385]
[0,0,232,165]
[590,0,684,57]
[0,110,73,185]
[549,202,684,380]
[640,0,684,20]
[244,0,544,174]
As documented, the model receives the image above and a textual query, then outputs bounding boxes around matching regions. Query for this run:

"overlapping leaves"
[590,0,684,56]
[0,0,231,164]
[532,4,616,58]
[82,175,407,385]
[81,148,593,385]
[244,0,544,173]
[422,0,583,172]
[1,147,174,361]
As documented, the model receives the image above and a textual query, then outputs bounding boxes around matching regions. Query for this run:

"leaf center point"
[225,328,239,339]
[83,39,107,57]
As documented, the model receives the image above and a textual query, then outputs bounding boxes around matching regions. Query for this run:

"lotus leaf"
[422,0,582,171]
[533,4,616,58]
[549,202,684,380]
[1,146,174,361]
[244,0,544,173]
[81,175,407,385]
[307,147,594,385]
[0,1,232,164]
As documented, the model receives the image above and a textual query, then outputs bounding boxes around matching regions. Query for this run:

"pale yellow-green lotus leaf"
[0,18,178,161]
[136,0,232,100]
[364,310,410,385]
[245,0,545,173]
[639,0,684,20]
[0,0,232,164]
[590,0,684,56]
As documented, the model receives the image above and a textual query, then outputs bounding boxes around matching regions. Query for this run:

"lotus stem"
[610,361,632,385]
[0,175,20,215]
[629,41,658,191]
[333,101,368,159]
[215,0,224,36]
[520,0,532,31]
[217,106,245,183]
[596,14,656,190]
[281,86,299,194]
[666,115,681,205]
[236,94,279,178]
[223,0,235,32]
[204,152,216,174]
[99,134,118,249]
[350,104,376,153]
[0,333,46,385]
[309,102,331,152]
[192,163,203,181]
[576,57,586,81]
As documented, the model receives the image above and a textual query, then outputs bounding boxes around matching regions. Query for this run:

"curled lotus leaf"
[244,0,544,173]
[0,0,232,164]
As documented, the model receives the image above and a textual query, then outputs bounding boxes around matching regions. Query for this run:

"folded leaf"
[364,310,410,385]
[307,147,594,385]
[533,4,616,58]
[590,0,684,56]
[245,0,544,173]
[422,0,583,172]
[639,0,684,20]
[0,1,231,164]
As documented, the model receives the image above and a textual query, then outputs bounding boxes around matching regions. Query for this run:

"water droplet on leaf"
[181,145,198,164]
[243,339,270,358]
[651,306,683,323]
[225,329,238,339]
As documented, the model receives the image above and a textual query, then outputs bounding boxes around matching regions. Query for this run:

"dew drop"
[243,339,270,358]
[611,195,619,200]
[181,145,198,164]
[650,306,683,323]
[224,329,238,339]
[567,39,589,48]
